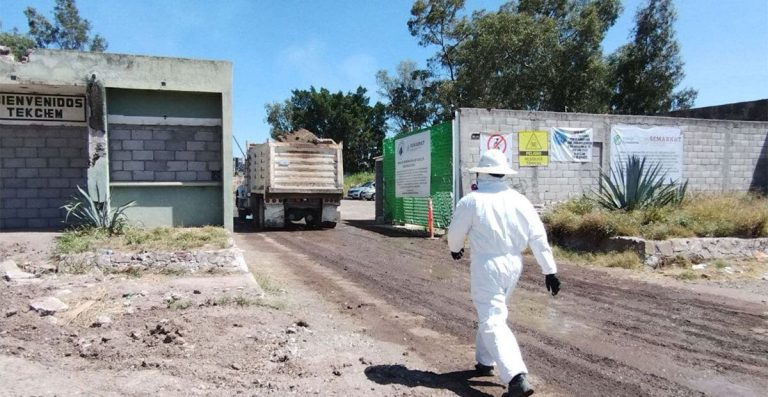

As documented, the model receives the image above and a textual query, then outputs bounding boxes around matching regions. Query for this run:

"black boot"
[506,373,534,397]
[474,362,494,377]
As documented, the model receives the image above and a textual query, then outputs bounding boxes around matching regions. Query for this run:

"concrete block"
[3,158,25,168]
[3,179,25,189]
[195,151,218,161]
[109,140,122,151]
[144,140,166,150]
[167,161,188,171]
[155,171,175,180]
[188,161,206,171]
[145,161,168,171]
[111,161,123,171]
[132,171,154,181]
[207,161,222,171]
[133,151,154,161]
[196,171,213,180]
[111,151,131,161]
[60,148,82,158]
[165,141,186,151]
[15,148,37,157]
[26,198,48,208]
[175,151,195,161]
[194,131,216,141]
[16,168,38,178]
[2,137,23,146]
[154,151,175,160]
[176,171,197,181]
[0,147,14,157]
[187,142,205,151]
[62,169,84,178]
[5,198,25,208]
[69,159,88,168]
[111,171,131,180]
[49,178,74,188]
[122,140,143,150]
[17,208,39,218]
[205,142,222,151]
[23,138,46,148]
[123,161,144,171]
[27,219,51,229]
[131,129,153,140]
[110,129,132,140]
[23,158,46,168]
[1,218,26,229]
[26,179,47,188]
[153,130,172,140]
[38,188,62,198]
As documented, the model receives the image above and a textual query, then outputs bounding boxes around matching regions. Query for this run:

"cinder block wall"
[108,124,222,182]
[457,109,768,204]
[0,126,87,229]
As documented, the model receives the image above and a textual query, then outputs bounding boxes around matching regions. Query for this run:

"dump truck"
[237,129,343,228]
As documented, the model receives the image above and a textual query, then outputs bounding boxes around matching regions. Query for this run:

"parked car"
[347,181,375,200]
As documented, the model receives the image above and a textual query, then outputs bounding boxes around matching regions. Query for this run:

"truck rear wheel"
[321,221,337,228]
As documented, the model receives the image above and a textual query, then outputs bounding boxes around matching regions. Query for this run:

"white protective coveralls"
[447,174,557,384]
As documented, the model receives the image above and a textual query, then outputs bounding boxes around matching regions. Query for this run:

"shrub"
[61,186,136,235]
[593,155,687,211]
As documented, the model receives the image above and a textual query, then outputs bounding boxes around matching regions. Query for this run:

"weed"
[712,259,728,269]
[253,273,282,295]
[551,246,643,270]
[676,271,698,281]
[160,267,187,277]
[123,266,144,278]
[168,299,192,310]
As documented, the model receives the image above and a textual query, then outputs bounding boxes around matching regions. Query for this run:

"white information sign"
[395,130,431,197]
[1,93,86,122]
[480,133,515,166]
[551,127,593,162]
[610,124,684,181]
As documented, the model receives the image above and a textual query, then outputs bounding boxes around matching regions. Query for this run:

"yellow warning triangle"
[526,133,543,150]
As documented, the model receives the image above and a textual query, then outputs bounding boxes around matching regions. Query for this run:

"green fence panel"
[382,122,453,229]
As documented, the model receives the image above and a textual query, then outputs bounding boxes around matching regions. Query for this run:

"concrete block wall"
[0,125,88,229]
[457,109,768,204]
[108,124,222,182]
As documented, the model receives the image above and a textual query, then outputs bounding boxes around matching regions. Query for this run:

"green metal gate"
[382,122,453,229]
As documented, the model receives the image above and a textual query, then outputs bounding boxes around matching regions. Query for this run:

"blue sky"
[2,0,767,150]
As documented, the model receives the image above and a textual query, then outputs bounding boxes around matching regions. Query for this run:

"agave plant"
[593,155,688,211]
[61,185,136,234]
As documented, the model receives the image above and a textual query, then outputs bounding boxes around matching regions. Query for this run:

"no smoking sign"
[485,134,507,153]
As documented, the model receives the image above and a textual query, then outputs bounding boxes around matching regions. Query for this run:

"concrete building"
[1,49,233,230]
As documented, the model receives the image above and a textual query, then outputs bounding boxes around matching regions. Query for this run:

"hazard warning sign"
[518,130,549,166]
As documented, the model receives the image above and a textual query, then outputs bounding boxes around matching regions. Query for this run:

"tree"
[608,0,696,114]
[0,0,107,58]
[25,0,107,51]
[452,0,620,112]
[376,61,443,133]
[407,0,470,82]
[0,23,36,60]
[265,87,387,173]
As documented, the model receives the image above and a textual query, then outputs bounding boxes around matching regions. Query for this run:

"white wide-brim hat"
[468,149,518,175]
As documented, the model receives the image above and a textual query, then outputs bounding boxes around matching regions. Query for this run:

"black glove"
[451,248,464,260]
[545,274,560,296]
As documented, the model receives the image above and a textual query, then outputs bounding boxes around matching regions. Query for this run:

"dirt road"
[235,200,768,396]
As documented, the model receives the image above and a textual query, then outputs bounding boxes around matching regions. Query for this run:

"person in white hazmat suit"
[447,149,560,397]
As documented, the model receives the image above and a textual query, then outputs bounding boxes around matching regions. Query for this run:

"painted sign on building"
[518,130,549,166]
[551,127,593,162]
[0,93,86,122]
[610,124,684,181]
[395,130,431,197]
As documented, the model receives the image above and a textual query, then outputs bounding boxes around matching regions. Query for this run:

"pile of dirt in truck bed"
[276,128,334,144]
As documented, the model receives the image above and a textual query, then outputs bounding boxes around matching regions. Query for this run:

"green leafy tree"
[25,0,107,51]
[265,87,387,173]
[376,61,444,133]
[0,22,36,60]
[608,0,696,114]
[1,0,106,60]
[408,0,470,82]
[453,0,620,112]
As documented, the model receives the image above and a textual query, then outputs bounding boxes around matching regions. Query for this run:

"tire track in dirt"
[258,223,768,396]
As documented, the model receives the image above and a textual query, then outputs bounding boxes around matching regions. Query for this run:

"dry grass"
[551,246,643,270]
[59,288,122,328]
[56,226,230,254]
[544,193,768,241]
